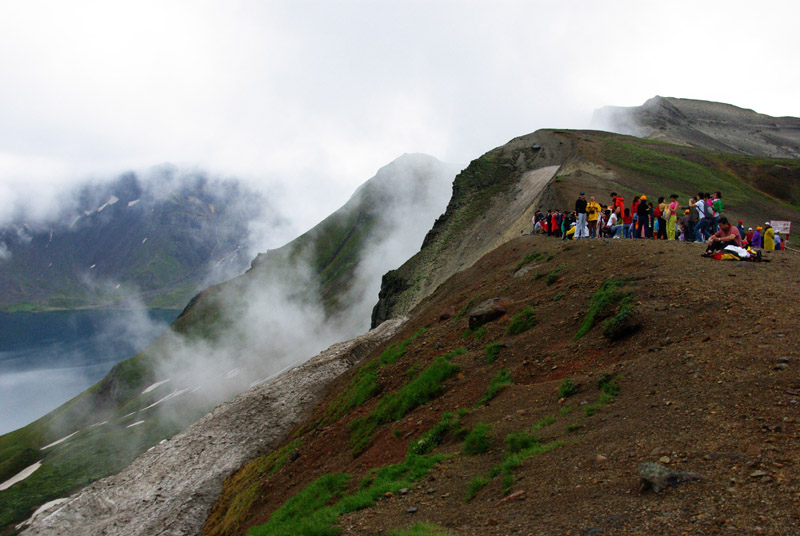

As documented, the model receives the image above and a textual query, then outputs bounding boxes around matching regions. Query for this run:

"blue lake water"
[0,309,179,435]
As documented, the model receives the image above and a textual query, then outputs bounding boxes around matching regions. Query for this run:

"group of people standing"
[532,191,786,251]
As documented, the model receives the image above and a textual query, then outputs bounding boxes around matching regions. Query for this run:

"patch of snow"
[96,195,120,212]
[69,215,82,228]
[89,264,96,269]
[90,421,108,428]
[40,431,78,450]
[141,389,189,411]
[126,420,145,429]
[15,497,68,530]
[121,412,136,419]
[159,439,167,444]
[225,368,241,380]
[0,461,42,490]
[142,237,148,244]
[127,198,141,207]
[142,378,171,394]
[190,385,202,393]
[115,284,120,289]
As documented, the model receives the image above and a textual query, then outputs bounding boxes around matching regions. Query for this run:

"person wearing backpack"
[694,192,711,242]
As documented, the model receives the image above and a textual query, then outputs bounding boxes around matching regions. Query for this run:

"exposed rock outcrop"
[22,317,407,536]
[371,130,565,327]
[594,96,800,158]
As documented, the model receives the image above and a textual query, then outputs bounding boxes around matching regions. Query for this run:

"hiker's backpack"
[704,201,715,219]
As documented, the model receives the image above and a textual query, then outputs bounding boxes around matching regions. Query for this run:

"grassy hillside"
[205,235,800,535]
[0,154,453,534]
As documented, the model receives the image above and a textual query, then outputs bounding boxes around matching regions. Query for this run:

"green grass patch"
[484,342,503,364]
[574,278,631,341]
[532,415,556,430]
[349,354,461,455]
[380,329,426,365]
[559,405,574,416]
[584,376,620,416]
[209,440,302,536]
[566,423,584,433]
[249,452,444,536]
[472,326,487,341]
[504,431,540,454]
[515,251,542,271]
[476,369,512,406]
[602,297,637,341]
[465,476,491,502]
[323,330,426,425]
[558,379,579,399]
[552,293,563,302]
[462,423,492,455]
[455,297,477,320]
[546,266,564,286]
[409,412,458,455]
[505,306,536,336]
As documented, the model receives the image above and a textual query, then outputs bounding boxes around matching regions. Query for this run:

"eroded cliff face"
[21,317,407,536]
[371,130,573,327]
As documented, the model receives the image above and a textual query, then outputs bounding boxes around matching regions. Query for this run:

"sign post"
[771,220,792,249]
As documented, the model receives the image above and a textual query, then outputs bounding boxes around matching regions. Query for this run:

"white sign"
[771,220,792,235]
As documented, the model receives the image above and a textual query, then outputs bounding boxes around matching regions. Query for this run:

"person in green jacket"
[763,222,775,250]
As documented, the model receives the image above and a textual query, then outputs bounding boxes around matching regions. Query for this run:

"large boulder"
[468,298,511,330]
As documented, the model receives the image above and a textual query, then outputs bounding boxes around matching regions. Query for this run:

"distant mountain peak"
[593,96,800,158]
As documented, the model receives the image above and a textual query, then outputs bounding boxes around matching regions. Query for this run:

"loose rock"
[468,298,510,330]
[638,462,702,493]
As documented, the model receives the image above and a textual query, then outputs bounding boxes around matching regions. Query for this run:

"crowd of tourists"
[532,191,786,252]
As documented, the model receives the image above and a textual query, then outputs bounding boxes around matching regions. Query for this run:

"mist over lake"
[0,309,179,434]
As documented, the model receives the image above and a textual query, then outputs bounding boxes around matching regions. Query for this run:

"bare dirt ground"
[222,235,799,536]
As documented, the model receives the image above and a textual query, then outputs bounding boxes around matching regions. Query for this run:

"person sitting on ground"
[745,227,754,246]
[705,216,742,254]
[608,207,623,238]
[763,222,775,250]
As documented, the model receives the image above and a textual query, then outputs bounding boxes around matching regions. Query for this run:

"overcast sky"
[1,0,798,232]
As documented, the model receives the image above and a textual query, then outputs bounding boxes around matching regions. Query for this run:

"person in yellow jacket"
[586,195,602,238]
[763,222,775,250]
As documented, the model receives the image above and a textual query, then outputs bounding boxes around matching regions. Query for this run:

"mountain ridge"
[5,96,800,535]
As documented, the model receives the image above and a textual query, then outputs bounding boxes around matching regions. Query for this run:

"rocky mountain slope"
[0,169,271,311]
[203,235,799,535]
[0,154,455,534]
[593,96,800,159]
[5,97,800,535]
[373,126,800,326]
[20,317,406,536]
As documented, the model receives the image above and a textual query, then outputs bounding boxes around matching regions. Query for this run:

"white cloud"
[0,0,798,229]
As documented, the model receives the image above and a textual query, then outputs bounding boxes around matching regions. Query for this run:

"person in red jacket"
[610,192,625,222]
